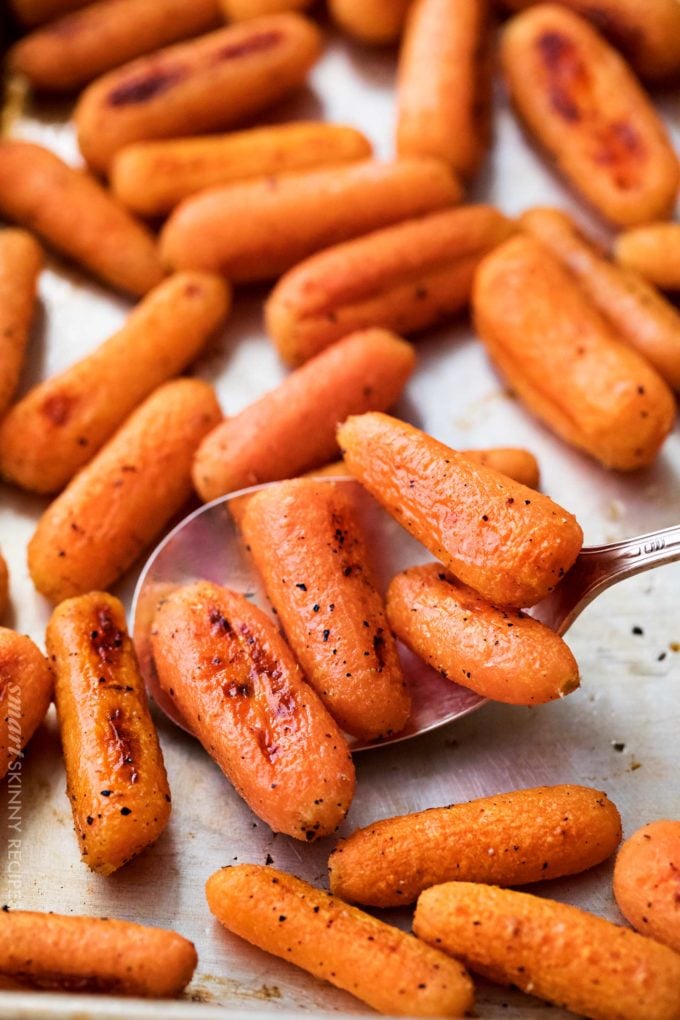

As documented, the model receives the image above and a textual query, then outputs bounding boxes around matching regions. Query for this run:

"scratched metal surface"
[1,20,680,1020]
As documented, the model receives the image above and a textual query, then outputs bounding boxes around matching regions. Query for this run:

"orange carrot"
[151,581,355,840]
[241,479,411,741]
[386,563,579,704]
[206,865,474,1017]
[330,784,621,906]
[0,628,53,782]
[338,412,583,608]
[613,820,680,954]
[193,328,415,502]
[0,230,42,417]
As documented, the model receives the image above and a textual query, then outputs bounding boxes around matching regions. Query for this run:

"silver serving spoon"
[131,478,680,752]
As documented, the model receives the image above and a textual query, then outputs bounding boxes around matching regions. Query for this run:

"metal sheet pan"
[1,21,680,1020]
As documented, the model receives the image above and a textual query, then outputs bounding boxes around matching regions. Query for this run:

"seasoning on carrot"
[414,881,680,1020]
[206,864,474,1017]
[28,378,222,602]
[386,563,579,704]
[241,479,411,741]
[193,328,415,502]
[613,820,680,954]
[337,412,583,608]
[329,784,620,907]
[151,582,355,840]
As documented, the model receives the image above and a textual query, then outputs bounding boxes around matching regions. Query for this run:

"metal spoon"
[131,479,680,752]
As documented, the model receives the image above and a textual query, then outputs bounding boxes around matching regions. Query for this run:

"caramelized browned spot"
[1,970,125,993]
[537,31,587,123]
[42,393,74,427]
[373,630,386,671]
[209,609,232,636]
[107,707,138,783]
[108,67,184,106]
[90,607,125,663]
[592,120,645,189]
[214,30,282,63]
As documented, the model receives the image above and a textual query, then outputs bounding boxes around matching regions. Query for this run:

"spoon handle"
[532,523,680,635]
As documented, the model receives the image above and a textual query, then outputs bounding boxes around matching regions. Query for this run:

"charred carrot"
[329,0,411,44]
[151,582,355,840]
[615,224,680,292]
[386,563,579,704]
[28,379,222,603]
[396,0,491,181]
[10,0,221,92]
[75,14,323,173]
[337,412,583,608]
[193,328,415,502]
[46,593,170,875]
[266,205,514,363]
[111,123,372,218]
[206,864,474,1016]
[474,234,676,470]
[161,159,461,282]
[521,207,680,390]
[414,882,680,1020]
[0,141,163,297]
[501,5,679,226]
[0,628,53,782]
[241,479,411,741]
[499,0,680,82]
[0,229,42,417]
[0,910,197,996]
[330,784,621,907]
[0,271,229,495]
[613,820,680,954]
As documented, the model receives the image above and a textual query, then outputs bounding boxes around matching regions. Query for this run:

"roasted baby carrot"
[337,412,583,608]
[499,0,680,82]
[330,784,621,907]
[521,207,680,390]
[414,882,680,1020]
[266,205,514,363]
[193,328,415,502]
[241,479,411,741]
[10,0,221,92]
[206,865,474,1017]
[0,141,163,297]
[28,379,222,603]
[0,271,229,494]
[396,0,491,181]
[474,234,676,470]
[151,582,355,840]
[8,0,89,26]
[0,910,197,996]
[75,14,323,173]
[46,593,170,875]
[615,224,680,292]
[111,123,372,217]
[220,0,312,17]
[328,0,411,44]
[0,628,53,782]
[0,229,42,417]
[500,5,680,227]
[386,563,579,704]
[161,159,461,282]
[613,820,680,953]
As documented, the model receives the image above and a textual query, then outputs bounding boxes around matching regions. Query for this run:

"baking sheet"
[1,20,680,1020]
